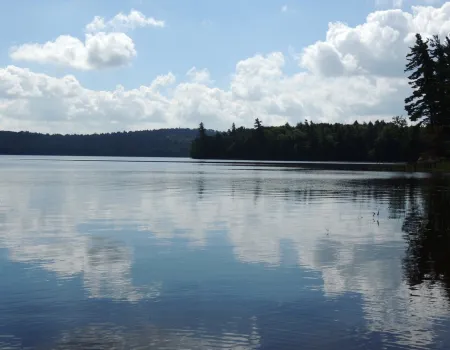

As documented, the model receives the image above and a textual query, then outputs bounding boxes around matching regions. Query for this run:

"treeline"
[191,33,450,162]
[0,129,200,157]
[190,118,424,162]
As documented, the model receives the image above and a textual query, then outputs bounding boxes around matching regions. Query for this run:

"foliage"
[0,129,200,157]
[405,34,438,126]
[405,34,450,157]
[191,117,425,162]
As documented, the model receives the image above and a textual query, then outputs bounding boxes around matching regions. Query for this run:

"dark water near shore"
[0,156,450,349]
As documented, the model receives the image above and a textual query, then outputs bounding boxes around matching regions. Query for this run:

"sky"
[0,0,449,134]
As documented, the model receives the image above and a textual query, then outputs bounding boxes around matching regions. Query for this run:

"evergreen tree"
[254,118,262,130]
[231,123,236,135]
[199,122,206,139]
[404,34,437,126]
[443,37,450,154]
[429,35,450,127]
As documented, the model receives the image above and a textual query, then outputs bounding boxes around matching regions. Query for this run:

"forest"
[0,129,200,157]
[191,34,450,162]
[191,117,423,162]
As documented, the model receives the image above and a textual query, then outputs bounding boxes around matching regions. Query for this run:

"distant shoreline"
[2,154,449,173]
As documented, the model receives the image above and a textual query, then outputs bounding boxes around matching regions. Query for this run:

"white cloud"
[2,3,450,133]
[10,32,136,70]
[86,9,165,33]
[281,5,288,13]
[300,3,450,78]
[186,67,213,84]
[9,9,164,71]
[0,57,408,133]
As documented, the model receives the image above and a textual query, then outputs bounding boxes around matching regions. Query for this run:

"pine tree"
[198,122,206,139]
[429,35,450,127]
[254,118,262,130]
[405,34,437,126]
[443,37,450,155]
[190,122,207,158]
[441,37,450,131]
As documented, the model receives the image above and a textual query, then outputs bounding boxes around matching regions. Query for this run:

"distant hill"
[0,129,205,158]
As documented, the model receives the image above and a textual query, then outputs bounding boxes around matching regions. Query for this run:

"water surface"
[0,156,449,349]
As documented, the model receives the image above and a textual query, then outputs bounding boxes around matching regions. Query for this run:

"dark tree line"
[191,33,450,162]
[0,129,200,157]
[191,117,425,162]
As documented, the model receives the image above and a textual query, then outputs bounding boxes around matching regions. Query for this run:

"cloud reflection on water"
[0,158,449,348]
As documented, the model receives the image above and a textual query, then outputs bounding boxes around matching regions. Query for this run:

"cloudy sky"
[0,0,449,134]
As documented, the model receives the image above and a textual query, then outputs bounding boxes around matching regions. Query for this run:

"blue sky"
[0,0,449,133]
[0,0,374,90]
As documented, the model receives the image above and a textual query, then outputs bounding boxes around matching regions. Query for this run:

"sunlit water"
[0,156,449,349]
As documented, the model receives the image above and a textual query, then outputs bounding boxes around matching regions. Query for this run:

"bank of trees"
[191,118,424,162]
[0,129,199,157]
[191,33,450,162]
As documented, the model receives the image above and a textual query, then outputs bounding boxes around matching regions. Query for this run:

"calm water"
[0,156,450,349]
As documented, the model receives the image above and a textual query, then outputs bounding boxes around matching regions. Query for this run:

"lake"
[0,156,449,349]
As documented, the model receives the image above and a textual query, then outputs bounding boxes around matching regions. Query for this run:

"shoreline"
[1,154,449,173]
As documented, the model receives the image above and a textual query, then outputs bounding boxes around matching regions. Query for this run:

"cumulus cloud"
[2,3,450,133]
[0,61,408,133]
[9,9,164,70]
[186,67,213,84]
[85,9,165,33]
[300,3,450,77]
[10,33,136,70]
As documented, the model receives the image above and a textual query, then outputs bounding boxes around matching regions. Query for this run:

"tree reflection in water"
[402,176,450,297]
